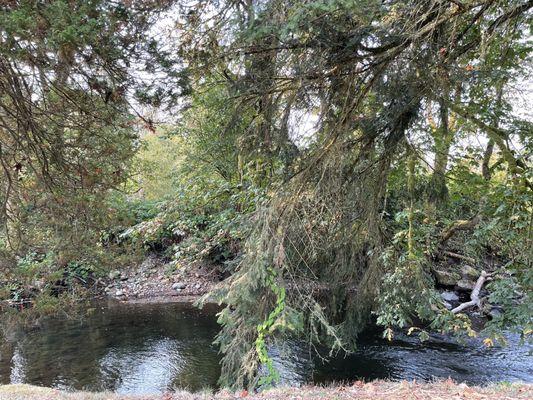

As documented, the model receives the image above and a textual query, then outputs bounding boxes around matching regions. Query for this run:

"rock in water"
[441,291,459,302]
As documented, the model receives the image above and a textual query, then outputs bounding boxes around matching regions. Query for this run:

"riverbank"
[1,381,531,400]
[101,255,218,301]
[1,249,502,313]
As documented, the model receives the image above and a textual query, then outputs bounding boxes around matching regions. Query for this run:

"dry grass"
[0,381,531,400]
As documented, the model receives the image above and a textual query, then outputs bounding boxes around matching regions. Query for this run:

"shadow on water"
[0,302,531,394]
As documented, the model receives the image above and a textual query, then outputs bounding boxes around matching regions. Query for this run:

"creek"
[0,301,530,394]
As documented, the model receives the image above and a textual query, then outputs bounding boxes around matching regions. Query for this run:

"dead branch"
[442,251,476,264]
[440,214,482,244]
[451,270,489,314]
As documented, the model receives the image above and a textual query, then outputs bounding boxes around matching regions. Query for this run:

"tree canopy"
[1,0,532,391]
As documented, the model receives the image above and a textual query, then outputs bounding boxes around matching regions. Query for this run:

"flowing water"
[0,301,531,394]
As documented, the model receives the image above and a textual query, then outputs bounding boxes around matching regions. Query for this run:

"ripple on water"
[0,302,531,394]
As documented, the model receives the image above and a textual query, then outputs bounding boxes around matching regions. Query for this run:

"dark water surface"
[0,301,531,394]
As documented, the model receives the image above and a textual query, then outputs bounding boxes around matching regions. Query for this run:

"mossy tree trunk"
[428,100,453,208]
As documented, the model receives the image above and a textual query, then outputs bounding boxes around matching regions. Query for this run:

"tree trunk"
[481,84,503,181]
[481,138,495,181]
[428,100,453,207]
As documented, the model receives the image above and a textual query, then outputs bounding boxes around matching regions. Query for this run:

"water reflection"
[0,302,531,394]
[9,346,25,384]
[0,302,222,393]
[98,339,184,393]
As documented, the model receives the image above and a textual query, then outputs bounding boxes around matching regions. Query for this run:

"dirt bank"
[0,381,531,400]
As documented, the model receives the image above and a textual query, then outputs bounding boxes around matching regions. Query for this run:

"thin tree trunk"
[450,103,532,190]
[481,138,495,180]
[428,100,453,207]
[481,84,503,181]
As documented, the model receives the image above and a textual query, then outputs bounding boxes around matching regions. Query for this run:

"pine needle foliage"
[190,0,533,388]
